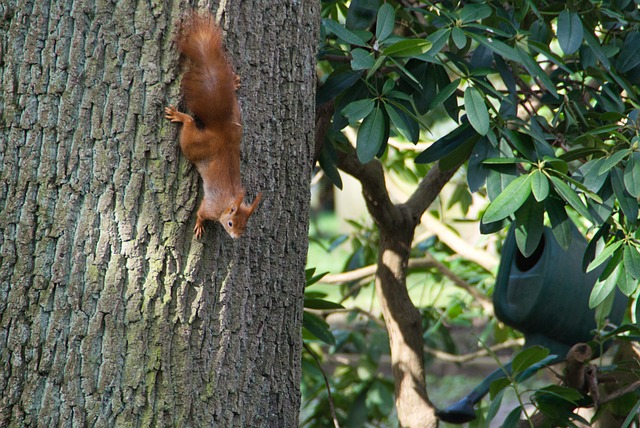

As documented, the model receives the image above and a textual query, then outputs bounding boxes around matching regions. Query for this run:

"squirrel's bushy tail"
[177,14,238,127]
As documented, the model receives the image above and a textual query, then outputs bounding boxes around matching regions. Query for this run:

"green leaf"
[515,197,545,258]
[530,170,549,201]
[464,86,490,136]
[546,198,572,250]
[375,3,395,43]
[516,47,558,98]
[557,10,583,55]
[415,121,476,164]
[381,78,395,95]
[302,312,335,345]
[598,149,630,174]
[616,32,640,72]
[317,70,364,104]
[323,18,369,47]
[535,385,583,404]
[623,244,640,280]
[581,158,609,193]
[426,28,450,55]
[502,406,523,428]
[467,137,494,192]
[459,3,492,23]
[350,48,376,70]
[489,378,511,400]
[342,98,375,124]
[589,263,620,309]
[429,78,460,110]
[482,174,532,223]
[366,54,386,78]
[357,106,386,163]
[439,133,479,171]
[583,30,611,70]
[551,170,602,203]
[583,225,610,271]
[304,298,345,310]
[512,345,550,376]
[587,240,622,273]
[486,164,518,201]
[486,388,505,424]
[549,176,593,222]
[621,394,640,428]
[624,151,640,197]
[386,103,419,143]
[383,39,432,57]
[345,0,380,30]
[306,268,329,286]
[611,167,638,222]
[318,142,343,189]
[451,27,466,49]
[469,33,519,62]
[483,157,530,165]
[618,271,637,297]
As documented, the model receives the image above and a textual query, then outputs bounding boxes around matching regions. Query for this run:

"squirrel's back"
[177,14,239,128]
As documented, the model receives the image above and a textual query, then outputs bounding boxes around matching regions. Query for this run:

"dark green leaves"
[482,174,532,223]
[616,32,640,72]
[557,11,583,55]
[415,122,478,164]
[464,86,490,136]
[512,346,551,376]
[357,106,386,163]
[323,18,369,47]
[303,312,336,345]
[530,170,549,201]
[375,3,395,43]
[549,176,593,222]
[382,39,432,57]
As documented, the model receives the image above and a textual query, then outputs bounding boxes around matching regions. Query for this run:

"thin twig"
[598,378,640,406]
[319,256,493,313]
[317,307,386,329]
[303,342,341,428]
[424,338,524,363]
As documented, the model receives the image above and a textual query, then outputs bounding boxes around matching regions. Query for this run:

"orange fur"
[165,13,261,239]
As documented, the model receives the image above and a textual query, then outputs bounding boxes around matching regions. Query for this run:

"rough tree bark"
[0,1,317,426]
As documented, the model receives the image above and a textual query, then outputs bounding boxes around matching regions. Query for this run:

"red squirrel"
[165,13,261,239]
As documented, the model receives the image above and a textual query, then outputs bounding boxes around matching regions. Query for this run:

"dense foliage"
[304,0,640,426]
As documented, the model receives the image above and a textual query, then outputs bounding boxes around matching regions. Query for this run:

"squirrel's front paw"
[194,222,205,239]
[164,105,183,123]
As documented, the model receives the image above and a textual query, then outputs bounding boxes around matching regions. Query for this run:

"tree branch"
[336,145,402,228]
[403,162,462,224]
[319,257,493,314]
[424,338,524,363]
[416,212,500,272]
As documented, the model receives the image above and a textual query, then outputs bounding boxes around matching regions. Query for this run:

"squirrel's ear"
[234,193,244,207]
[247,192,262,215]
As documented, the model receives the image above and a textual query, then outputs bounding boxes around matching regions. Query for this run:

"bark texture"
[0,0,317,426]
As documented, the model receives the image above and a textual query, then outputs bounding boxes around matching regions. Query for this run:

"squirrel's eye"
[228,221,233,227]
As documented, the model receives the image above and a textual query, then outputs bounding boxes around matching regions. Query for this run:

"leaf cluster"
[317,0,640,314]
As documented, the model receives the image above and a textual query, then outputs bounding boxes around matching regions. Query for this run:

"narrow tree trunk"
[0,1,317,426]
[377,224,438,427]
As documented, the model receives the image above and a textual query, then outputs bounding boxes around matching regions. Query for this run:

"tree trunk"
[0,1,318,426]
[377,224,439,428]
